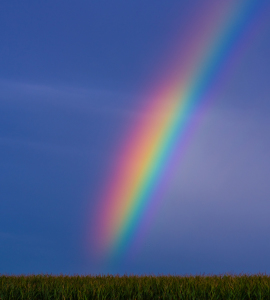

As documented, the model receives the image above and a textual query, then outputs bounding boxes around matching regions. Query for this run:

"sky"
[1,0,270,276]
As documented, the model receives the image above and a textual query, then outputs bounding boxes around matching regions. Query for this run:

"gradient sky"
[1,0,270,275]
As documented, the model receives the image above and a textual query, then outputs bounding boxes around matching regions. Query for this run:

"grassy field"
[0,273,270,299]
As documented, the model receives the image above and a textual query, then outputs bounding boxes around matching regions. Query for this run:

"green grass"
[0,273,270,299]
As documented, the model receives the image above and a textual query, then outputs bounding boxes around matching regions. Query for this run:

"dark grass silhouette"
[1,273,270,299]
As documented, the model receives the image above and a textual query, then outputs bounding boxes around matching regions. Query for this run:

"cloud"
[0,79,143,118]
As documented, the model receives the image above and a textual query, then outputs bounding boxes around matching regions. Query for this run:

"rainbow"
[88,0,266,262]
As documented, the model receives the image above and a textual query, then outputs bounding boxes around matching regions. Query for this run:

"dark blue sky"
[1,0,270,275]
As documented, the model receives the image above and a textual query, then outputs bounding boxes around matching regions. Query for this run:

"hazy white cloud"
[0,80,141,118]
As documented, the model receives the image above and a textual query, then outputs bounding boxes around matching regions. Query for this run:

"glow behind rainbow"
[89,0,266,262]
